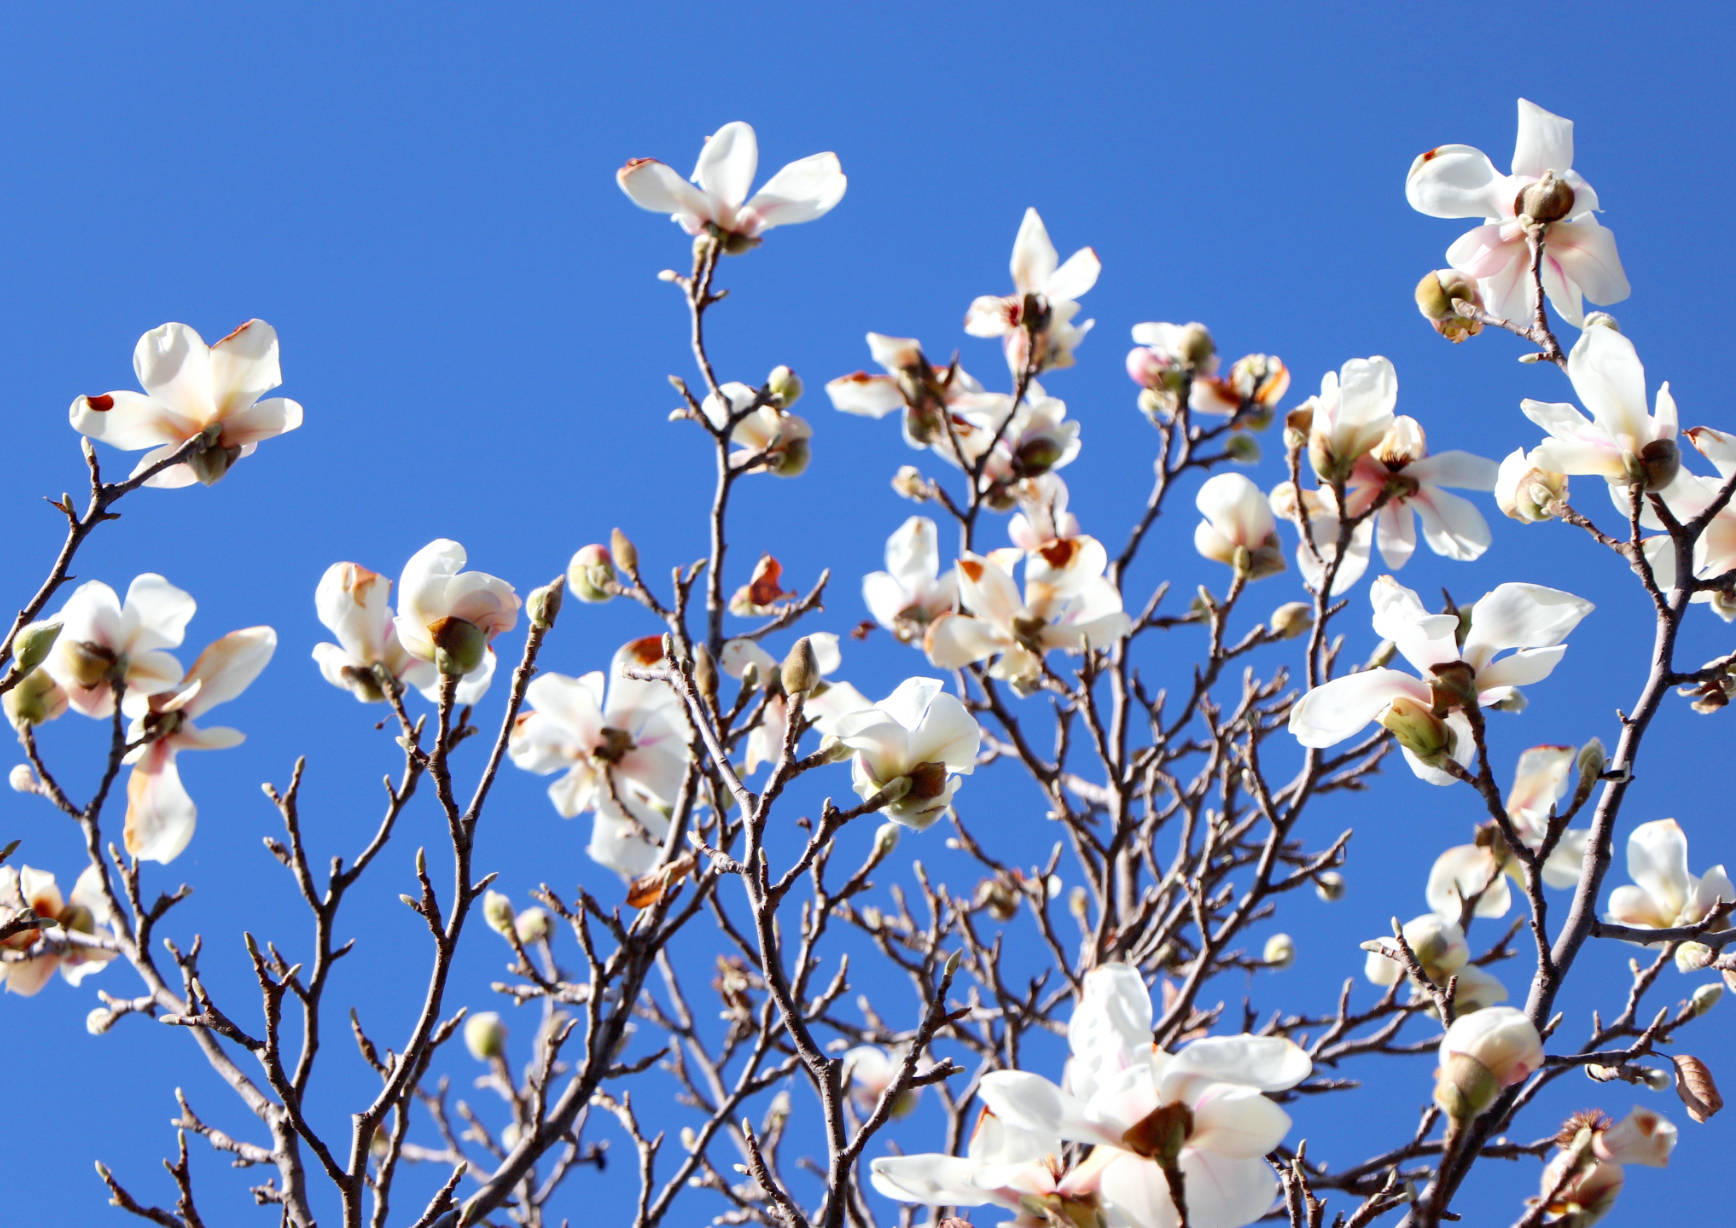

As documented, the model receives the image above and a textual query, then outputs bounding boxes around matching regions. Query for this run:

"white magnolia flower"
[1426,746,1589,919]
[1193,473,1285,579]
[979,964,1311,1228]
[1436,1006,1543,1122]
[1344,416,1497,569]
[1289,577,1592,784]
[825,333,988,452]
[1364,913,1470,988]
[0,864,114,995]
[1302,357,1398,483]
[124,627,277,863]
[616,121,845,249]
[870,1105,1090,1227]
[831,678,979,828]
[862,517,958,645]
[941,384,1081,490]
[395,539,519,682]
[1662,427,1736,620]
[1406,98,1628,327]
[45,574,195,718]
[1268,482,1372,596]
[698,382,812,476]
[69,320,303,487]
[1008,474,1081,552]
[1605,819,1733,935]
[1494,446,1569,523]
[312,562,490,706]
[965,208,1100,373]
[1521,326,1678,490]
[925,543,1130,686]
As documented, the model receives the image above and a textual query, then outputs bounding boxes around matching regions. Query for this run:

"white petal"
[1413,487,1492,561]
[1567,326,1648,441]
[1162,1035,1310,1093]
[1009,208,1058,293]
[692,121,758,207]
[1288,669,1430,748]
[617,157,711,225]
[1463,583,1592,667]
[124,744,196,863]
[207,319,283,413]
[742,152,846,231]
[1625,819,1691,921]
[1406,144,1505,219]
[1512,100,1574,177]
[133,323,214,419]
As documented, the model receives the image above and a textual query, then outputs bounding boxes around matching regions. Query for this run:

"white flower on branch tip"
[69,320,303,488]
[1299,356,1397,484]
[1288,576,1592,784]
[940,383,1081,495]
[1267,482,1372,597]
[1605,818,1733,938]
[44,573,195,718]
[698,382,812,476]
[1344,415,1498,570]
[1193,473,1285,580]
[312,562,490,707]
[830,678,979,829]
[1651,426,1736,620]
[1406,98,1628,327]
[616,121,845,250]
[395,539,519,681]
[965,208,1100,374]
[1494,446,1570,524]
[719,633,855,775]
[1008,474,1081,553]
[862,517,958,645]
[1521,325,1679,491]
[825,333,991,453]
[925,542,1130,688]
[977,963,1312,1228]
[1364,913,1469,988]
[123,627,276,863]
[0,863,114,995]
[1426,745,1589,920]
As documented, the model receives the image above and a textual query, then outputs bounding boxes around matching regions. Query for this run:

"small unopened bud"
[1315,871,1345,902]
[1379,695,1454,765]
[464,1011,508,1061]
[1137,387,1171,419]
[86,1007,117,1035]
[1676,942,1714,973]
[1264,933,1295,968]
[1269,602,1312,640]
[1069,885,1090,919]
[1414,270,1485,342]
[527,580,562,631]
[4,669,66,729]
[765,365,803,408]
[892,465,928,500]
[1515,171,1576,225]
[1691,982,1723,1016]
[692,643,718,706]
[431,617,488,677]
[9,764,37,794]
[514,907,552,945]
[871,822,901,860]
[780,637,820,697]
[567,544,617,603]
[1436,1007,1543,1122]
[482,891,515,936]
[1582,312,1621,333]
[12,621,61,677]
[1640,1066,1672,1092]
[1225,434,1260,464]
[609,527,639,574]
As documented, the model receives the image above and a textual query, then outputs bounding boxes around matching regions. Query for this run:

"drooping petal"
[178,627,276,718]
[124,743,196,863]
[824,372,904,418]
[1406,144,1505,219]
[869,1154,999,1208]
[742,152,846,231]
[1046,246,1101,302]
[1161,1036,1310,1095]
[1410,450,1499,491]
[1375,501,1417,570]
[1412,487,1492,561]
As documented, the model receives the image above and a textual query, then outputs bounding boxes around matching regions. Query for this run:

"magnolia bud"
[1637,438,1679,492]
[483,891,515,936]
[1264,933,1295,968]
[1583,312,1621,332]
[1675,942,1714,973]
[1691,982,1723,1017]
[9,764,36,794]
[1172,322,1215,367]
[1315,871,1345,902]
[872,822,901,860]
[431,617,487,677]
[4,669,66,729]
[1378,695,1454,765]
[1415,270,1485,342]
[892,465,928,500]
[1515,171,1576,224]
[1269,602,1312,640]
[780,637,820,697]
[514,907,552,944]
[1495,448,1569,523]
[609,527,639,574]
[692,643,718,706]
[527,580,563,631]
[86,1007,117,1035]
[567,544,616,603]
[11,621,61,677]
[771,434,811,477]
[1435,1006,1543,1122]
[765,365,803,408]
[464,1012,508,1061]
[1225,434,1260,464]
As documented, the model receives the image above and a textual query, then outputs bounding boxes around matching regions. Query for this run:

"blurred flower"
[45,574,194,718]
[861,518,958,647]
[720,633,848,774]
[0,864,113,995]
[1495,447,1569,523]
[698,381,813,475]
[1193,473,1285,579]
[1435,1006,1543,1122]
[965,208,1100,373]
[825,333,987,451]
[313,562,491,706]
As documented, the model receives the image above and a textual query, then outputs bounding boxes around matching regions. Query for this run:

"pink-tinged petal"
[444,571,520,639]
[692,121,757,207]
[124,743,196,863]
[1163,1036,1310,1095]
[1413,487,1492,561]
[124,649,188,700]
[1288,669,1430,748]
[1548,220,1629,312]
[1196,473,1275,546]
[964,294,1014,337]
[2,949,59,996]
[122,573,197,653]
[132,322,215,419]
[869,1154,999,1208]
[1539,251,1585,327]
[1406,144,1505,219]
[1607,883,1670,929]
[1567,326,1647,440]
[207,320,282,413]
[617,157,712,228]
[824,372,904,418]
[220,396,303,447]
[1009,208,1058,293]
[1046,246,1101,302]
[1463,583,1592,667]
[181,627,276,717]
[1427,845,1511,919]
[70,390,198,450]
[1473,644,1566,693]
[1411,450,1498,491]
[1626,819,1691,920]
[1375,501,1416,570]
[742,152,846,231]
[1507,746,1575,829]
[1512,99,1574,177]
[1445,222,1524,280]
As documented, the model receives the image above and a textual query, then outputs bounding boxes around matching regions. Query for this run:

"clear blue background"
[0,4,1730,1224]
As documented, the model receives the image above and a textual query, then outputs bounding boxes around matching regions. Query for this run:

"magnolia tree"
[3,102,1732,1228]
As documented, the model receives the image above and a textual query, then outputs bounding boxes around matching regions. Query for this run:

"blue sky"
[2,4,1732,1223]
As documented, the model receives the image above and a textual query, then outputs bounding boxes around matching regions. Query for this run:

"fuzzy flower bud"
[765,365,803,408]
[483,891,516,936]
[1691,982,1723,1017]
[609,528,639,575]
[1264,932,1295,968]
[1435,1006,1543,1122]
[8,764,37,794]
[1315,871,1345,902]
[527,579,563,631]
[464,1012,508,1061]
[1378,694,1454,765]
[1414,270,1485,342]
[514,907,552,944]
[4,668,67,729]
[1268,601,1313,641]
[11,621,62,677]
[567,544,617,603]
[1495,448,1568,523]
[780,637,820,697]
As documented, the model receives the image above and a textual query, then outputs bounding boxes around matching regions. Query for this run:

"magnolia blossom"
[941,384,1081,492]
[1521,326,1679,491]
[1660,427,1736,620]
[870,1105,1096,1227]
[1193,473,1285,579]
[842,1045,920,1119]
[1605,819,1733,937]
[698,382,812,476]
[1343,416,1497,569]
[925,542,1130,687]
[1268,482,1372,596]
[719,633,862,774]
[1362,912,1508,1012]
[1008,474,1081,552]
[1435,1006,1542,1121]
[124,627,277,863]
[1126,324,1290,421]
[830,678,979,828]
[1289,577,1593,784]
[1299,357,1397,483]
[861,517,958,645]
[312,562,491,706]
[825,333,988,451]
[1538,1107,1677,1227]
[965,208,1100,373]
[1406,98,1628,327]
[978,964,1312,1228]
[508,637,690,855]
[0,864,113,995]
[1495,446,1569,523]
[395,539,519,682]
[69,320,303,487]
[616,121,845,249]
[1426,745,1589,919]
[44,574,195,717]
